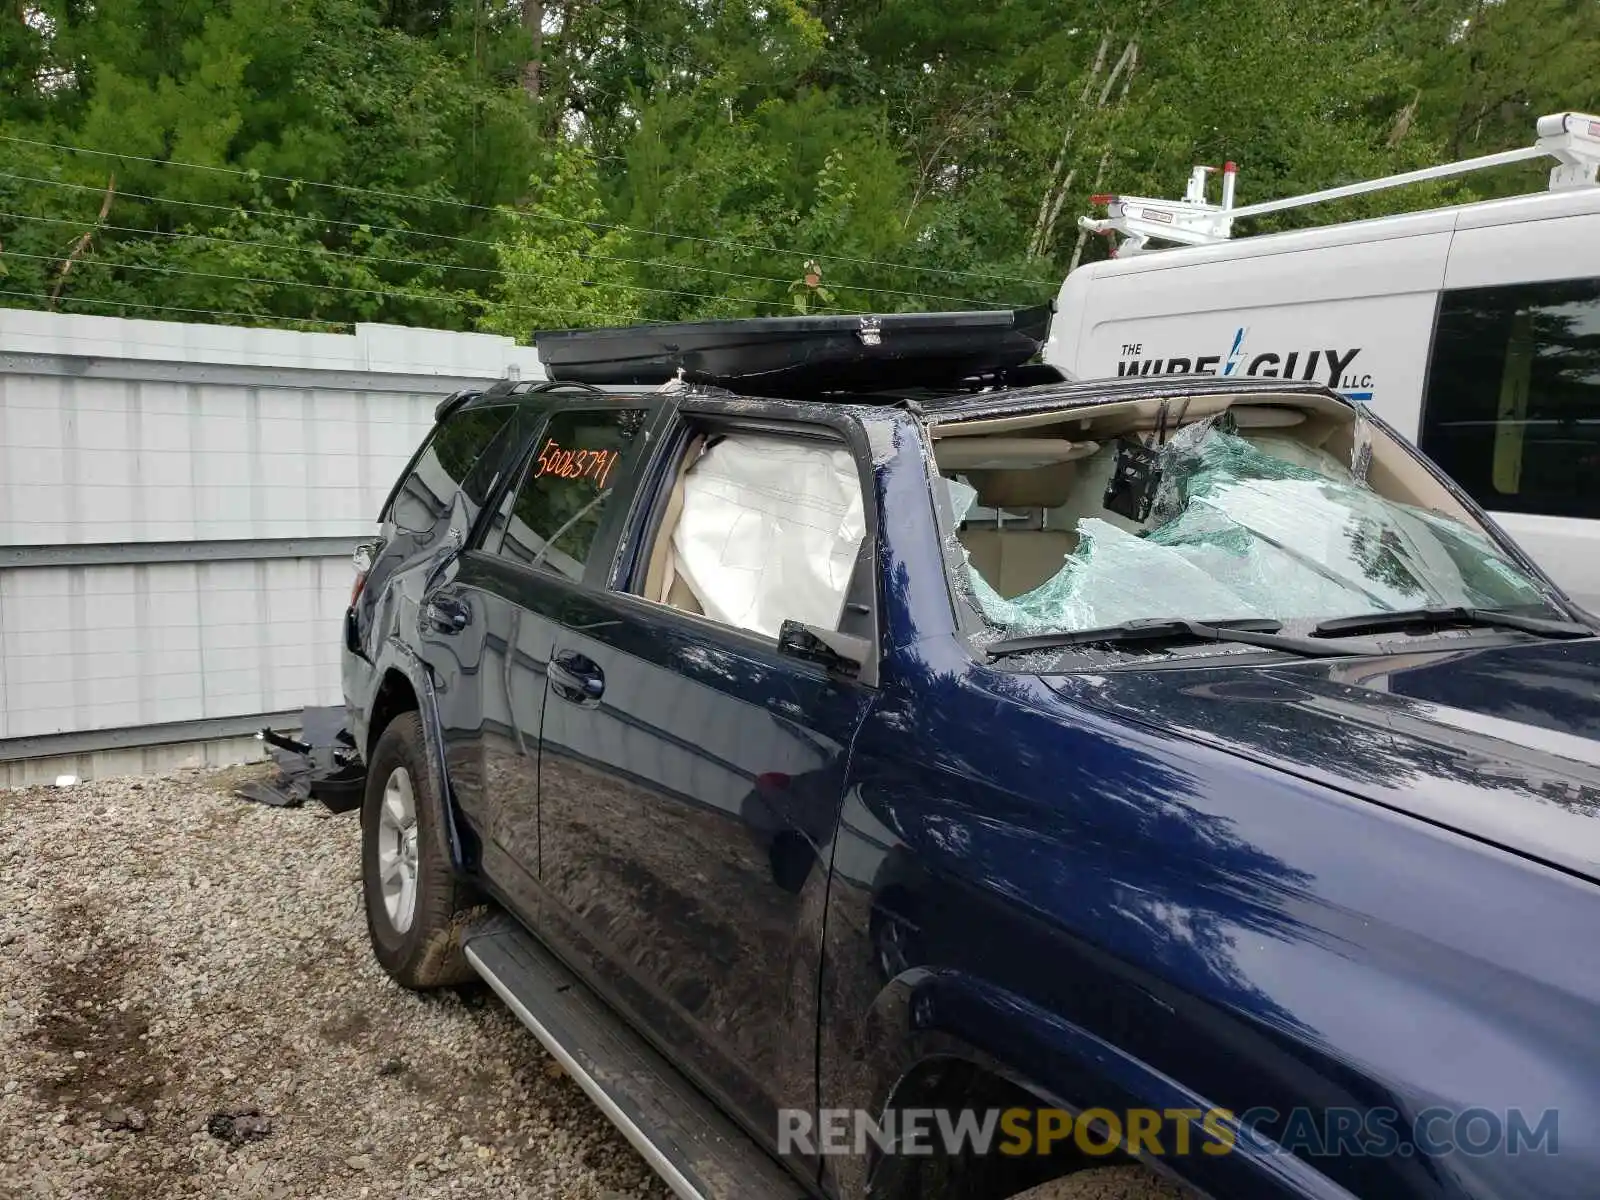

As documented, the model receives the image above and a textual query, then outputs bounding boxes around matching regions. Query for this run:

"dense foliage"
[2,0,1595,335]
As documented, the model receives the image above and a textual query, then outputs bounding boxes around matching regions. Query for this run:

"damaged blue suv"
[340,310,1600,1200]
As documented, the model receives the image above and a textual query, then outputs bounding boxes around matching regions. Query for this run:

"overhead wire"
[0,288,352,330]
[0,170,1017,308]
[0,209,806,313]
[0,132,1050,289]
[0,250,654,325]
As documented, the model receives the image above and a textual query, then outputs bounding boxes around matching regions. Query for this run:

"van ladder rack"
[1080,111,1600,257]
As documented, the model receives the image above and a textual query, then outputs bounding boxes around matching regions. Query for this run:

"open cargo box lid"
[534,306,1054,397]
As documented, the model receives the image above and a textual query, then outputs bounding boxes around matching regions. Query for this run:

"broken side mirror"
[777,620,871,678]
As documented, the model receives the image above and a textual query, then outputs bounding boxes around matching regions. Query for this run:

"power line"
[0,287,350,330]
[0,250,652,325]
[0,132,1048,287]
[0,171,1015,308]
[0,209,806,314]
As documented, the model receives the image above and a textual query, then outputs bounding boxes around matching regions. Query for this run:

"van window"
[487,407,650,582]
[1420,279,1600,519]
[386,405,518,535]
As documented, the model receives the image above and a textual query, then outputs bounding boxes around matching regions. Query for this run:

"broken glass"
[952,417,1552,638]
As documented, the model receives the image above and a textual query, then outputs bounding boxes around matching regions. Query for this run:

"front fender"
[851,969,1349,1200]
[825,650,1600,1200]
[825,972,1350,1200]
[819,687,1364,1200]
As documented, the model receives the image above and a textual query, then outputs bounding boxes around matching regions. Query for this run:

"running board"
[462,916,810,1200]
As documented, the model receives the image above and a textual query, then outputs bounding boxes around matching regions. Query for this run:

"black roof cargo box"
[535,306,1052,397]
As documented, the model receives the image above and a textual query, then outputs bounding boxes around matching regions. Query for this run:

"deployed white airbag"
[671,435,865,638]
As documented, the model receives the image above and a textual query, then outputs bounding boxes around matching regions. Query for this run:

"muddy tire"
[360,712,480,988]
[1007,1165,1191,1200]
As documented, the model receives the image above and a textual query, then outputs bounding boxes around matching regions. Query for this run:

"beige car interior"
[932,392,1479,599]
[638,431,864,636]
[642,434,709,616]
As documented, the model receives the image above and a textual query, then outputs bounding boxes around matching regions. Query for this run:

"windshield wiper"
[1311,605,1594,640]
[986,617,1377,660]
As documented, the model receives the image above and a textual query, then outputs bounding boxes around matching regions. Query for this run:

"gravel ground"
[0,766,671,1200]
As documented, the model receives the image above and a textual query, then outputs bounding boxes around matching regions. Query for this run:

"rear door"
[353,402,521,655]
[352,402,523,783]
[530,410,878,1164]
[408,403,547,827]
[447,400,664,920]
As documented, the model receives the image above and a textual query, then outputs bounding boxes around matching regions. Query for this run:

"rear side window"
[386,405,518,534]
[488,407,651,582]
[1420,279,1600,519]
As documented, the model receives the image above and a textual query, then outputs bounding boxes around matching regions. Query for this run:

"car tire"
[1007,1165,1191,1200]
[361,711,481,989]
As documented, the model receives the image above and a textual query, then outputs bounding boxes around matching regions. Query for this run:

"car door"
[531,413,878,1162]
[380,401,526,818]
[408,403,548,834]
[436,400,664,923]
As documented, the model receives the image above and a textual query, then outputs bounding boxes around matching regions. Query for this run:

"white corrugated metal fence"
[0,307,543,784]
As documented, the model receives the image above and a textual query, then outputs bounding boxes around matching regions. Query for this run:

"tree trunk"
[49,175,115,310]
[1042,39,1137,260]
[1387,89,1420,147]
[1068,41,1138,273]
[522,0,544,100]
[1027,35,1109,259]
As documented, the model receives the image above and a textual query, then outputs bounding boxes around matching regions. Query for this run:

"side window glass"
[388,405,517,534]
[491,407,651,581]
[459,408,530,510]
[1420,278,1600,519]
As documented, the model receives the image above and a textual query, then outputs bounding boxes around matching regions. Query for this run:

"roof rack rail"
[480,378,605,399]
[534,307,1052,399]
[433,379,604,421]
[1080,110,1600,257]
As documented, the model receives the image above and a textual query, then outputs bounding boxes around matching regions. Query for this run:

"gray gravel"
[0,765,671,1200]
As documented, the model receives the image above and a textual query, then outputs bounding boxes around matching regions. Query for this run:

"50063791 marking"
[534,440,623,488]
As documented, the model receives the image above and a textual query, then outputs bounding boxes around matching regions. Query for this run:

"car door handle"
[549,650,604,705]
[425,596,470,634]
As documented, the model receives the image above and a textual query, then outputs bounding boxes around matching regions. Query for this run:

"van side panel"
[1484,515,1600,612]
[1041,264,1096,378]
[1057,232,1450,439]
[1445,210,1600,289]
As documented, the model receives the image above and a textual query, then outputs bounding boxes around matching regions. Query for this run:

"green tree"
[1,0,536,327]
[480,141,641,334]
[1396,0,1600,194]
[3,0,1589,336]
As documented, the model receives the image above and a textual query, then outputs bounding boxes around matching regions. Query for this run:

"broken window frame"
[611,401,885,685]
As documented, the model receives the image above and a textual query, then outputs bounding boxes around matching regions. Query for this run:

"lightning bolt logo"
[1222,326,1248,376]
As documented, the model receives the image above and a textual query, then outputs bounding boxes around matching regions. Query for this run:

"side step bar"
[462,916,811,1200]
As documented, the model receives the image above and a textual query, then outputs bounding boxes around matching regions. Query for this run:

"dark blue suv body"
[341,355,1600,1200]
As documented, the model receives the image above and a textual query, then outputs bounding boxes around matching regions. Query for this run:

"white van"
[1043,113,1600,609]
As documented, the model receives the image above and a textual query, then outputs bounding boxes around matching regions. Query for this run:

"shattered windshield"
[945,412,1553,645]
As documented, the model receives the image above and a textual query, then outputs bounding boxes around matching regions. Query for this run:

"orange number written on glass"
[534,439,621,488]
